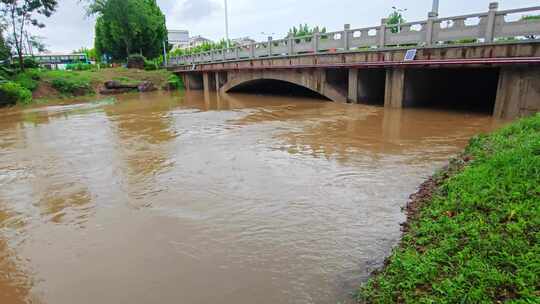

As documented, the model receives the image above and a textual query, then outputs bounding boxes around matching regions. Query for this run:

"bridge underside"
[178,43,540,119]
[183,66,539,119]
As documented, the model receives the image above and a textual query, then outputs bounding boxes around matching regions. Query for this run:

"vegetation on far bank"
[1,64,183,107]
[358,114,540,303]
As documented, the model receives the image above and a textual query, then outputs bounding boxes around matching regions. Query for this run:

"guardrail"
[169,2,540,67]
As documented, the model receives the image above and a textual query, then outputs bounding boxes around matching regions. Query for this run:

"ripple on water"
[0,91,505,304]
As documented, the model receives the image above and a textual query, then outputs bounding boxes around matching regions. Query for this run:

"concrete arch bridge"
[171,2,540,119]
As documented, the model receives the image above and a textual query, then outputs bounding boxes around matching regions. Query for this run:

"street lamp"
[392,6,407,33]
[432,0,440,16]
[224,0,230,48]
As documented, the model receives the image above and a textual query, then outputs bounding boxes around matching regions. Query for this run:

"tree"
[387,9,406,34]
[0,28,10,62]
[286,24,326,38]
[90,0,167,61]
[0,0,58,70]
[0,16,11,62]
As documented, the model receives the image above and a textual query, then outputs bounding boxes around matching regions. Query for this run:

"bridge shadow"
[227,79,331,100]
[403,67,500,114]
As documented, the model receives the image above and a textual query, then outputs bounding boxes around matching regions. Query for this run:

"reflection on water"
[0,90,504,304]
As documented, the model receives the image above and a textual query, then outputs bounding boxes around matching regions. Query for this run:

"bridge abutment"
[495,67,540,119]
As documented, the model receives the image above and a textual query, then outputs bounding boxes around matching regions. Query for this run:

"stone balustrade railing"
[169,2,540,66]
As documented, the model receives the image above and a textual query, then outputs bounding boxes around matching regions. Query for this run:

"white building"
[189,35,213,48]
[168,30,190,50]
[232,37,256,46]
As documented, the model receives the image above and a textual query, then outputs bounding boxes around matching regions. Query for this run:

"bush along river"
[0,90,508,304]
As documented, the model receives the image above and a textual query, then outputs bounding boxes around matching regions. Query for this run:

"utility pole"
[432,0,440,16]
[162,39,168,67]
[224,0,230,48]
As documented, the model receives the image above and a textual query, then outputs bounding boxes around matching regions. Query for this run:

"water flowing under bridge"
[169,2,540,119]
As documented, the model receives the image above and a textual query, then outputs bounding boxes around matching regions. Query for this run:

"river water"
[0,91,502,304]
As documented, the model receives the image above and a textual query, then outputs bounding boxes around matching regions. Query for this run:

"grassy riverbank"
[1,67,183,106]
[358,114,540,303]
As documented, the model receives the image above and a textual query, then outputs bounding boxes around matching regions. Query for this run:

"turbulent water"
[0,91,503,304]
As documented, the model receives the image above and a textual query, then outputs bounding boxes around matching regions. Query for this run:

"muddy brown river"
[0,91,503,304]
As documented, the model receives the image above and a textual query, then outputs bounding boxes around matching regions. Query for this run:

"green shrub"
[127,54,145,69]
[0,81,32,106]
[14,69,41,91]
[51,77,93,95]
[144,60,158,71]
[167,74,183,90]
[10,57,40,70]
[66,62,93,71]
[0,65,15,79]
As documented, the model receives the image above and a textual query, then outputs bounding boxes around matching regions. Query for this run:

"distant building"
[168,30,190,50]
[189,35,213,48]
[232,37,256,46]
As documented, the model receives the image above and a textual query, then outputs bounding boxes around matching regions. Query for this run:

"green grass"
[358,114,540,303]
[0,67,183,106]
[41,70,95,96]
[13,69,41,91]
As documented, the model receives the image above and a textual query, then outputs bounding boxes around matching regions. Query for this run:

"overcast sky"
[35,0,540,52]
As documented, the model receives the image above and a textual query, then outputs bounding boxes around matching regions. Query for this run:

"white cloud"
[177,0,221,22]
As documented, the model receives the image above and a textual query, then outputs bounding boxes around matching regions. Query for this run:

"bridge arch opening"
[357,69,386,106]
[403,67,500,114]
[226,79,331,100]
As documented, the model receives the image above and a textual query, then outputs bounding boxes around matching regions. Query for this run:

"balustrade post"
[344,24,351,51]
[313,32,320,53]
[288,37,294,55]
[268,36,273,57]
[222,49,226,61]
[235,46,239,59]
[379,18,387,48]
[426,12,437,46]
[250,43,255,58]
[485,2,499,43]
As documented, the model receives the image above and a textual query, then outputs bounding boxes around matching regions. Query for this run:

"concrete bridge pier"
[203,72,216,93]
[347,69,358,103]
[384,68,405,109]
[494,67,540,119]
[215,72,227,92]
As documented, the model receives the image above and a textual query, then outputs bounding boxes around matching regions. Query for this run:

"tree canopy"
[92,0,167,61]
[287,24,326,38]
[0,0,58,69]
[387,10,406,34]
[0,30,10,61]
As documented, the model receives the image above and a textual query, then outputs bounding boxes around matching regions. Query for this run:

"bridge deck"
[170,42,540,73]
[169,3,540,70]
